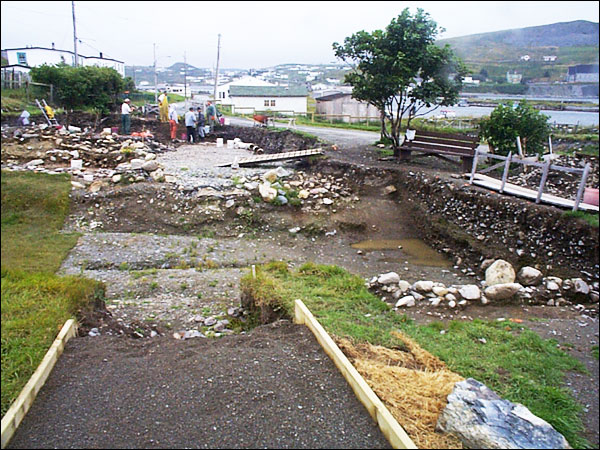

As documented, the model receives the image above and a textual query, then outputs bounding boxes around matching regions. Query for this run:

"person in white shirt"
[121,99,133,135]
[184,107,197,143]
[19,110,31,126]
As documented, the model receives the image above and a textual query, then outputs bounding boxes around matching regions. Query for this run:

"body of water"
[422,105,599,126]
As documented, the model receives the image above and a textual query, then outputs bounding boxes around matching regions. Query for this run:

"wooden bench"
[400,130,479,172]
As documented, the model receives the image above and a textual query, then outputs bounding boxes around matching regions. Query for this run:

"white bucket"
[227,139,234,149]
[216,138,223,148]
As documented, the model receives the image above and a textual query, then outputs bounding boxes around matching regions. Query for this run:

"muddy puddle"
[351,239,452,268]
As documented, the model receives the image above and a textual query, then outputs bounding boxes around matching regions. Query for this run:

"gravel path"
[8,322,391,449]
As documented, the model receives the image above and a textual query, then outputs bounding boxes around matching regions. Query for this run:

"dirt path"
[8,322,391,449]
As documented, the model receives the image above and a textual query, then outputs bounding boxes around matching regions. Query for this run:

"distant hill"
[439,20,599,63]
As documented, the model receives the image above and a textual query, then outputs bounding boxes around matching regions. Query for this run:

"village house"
[315,92,380,123]
[566,64,599,83]
[1,45,125,77]
[228,85,308,115]
[216,76,276,103]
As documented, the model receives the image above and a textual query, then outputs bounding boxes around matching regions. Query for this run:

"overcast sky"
[2,1,599,69]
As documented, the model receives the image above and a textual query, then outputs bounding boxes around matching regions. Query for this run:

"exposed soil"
[2,114,598,448]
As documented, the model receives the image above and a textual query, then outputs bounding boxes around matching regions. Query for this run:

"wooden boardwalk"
[470,173,599,212]
[216,148,323,167]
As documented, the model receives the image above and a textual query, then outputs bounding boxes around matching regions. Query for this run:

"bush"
[479,100,551,157]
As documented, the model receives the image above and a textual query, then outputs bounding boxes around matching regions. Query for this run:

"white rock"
[225,199,235,208]
[378,272,400,285]
[433,286,449,296]
[142,160,159,172]
[413,280,434,293]
[259,182,277,202]
[298,189,309,199]
[262,169,279,183]
[322,198,333,205]
[430,297,442,307]
[485,260,516,286]
[545,280,560,291]
[484,283,523,301]
[130,158,145,170]
[518,267,543,286]
[445,293,457,302]
[398,280,411,293]
[150,168,165,182]
[395,295,416,308]
[458,285,481,301]
[71,159,83,169]
[572,278,590,295]
[111,174,122,183]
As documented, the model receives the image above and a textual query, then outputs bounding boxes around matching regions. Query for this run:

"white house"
[216,76,275,102]
[1,46,125,77]
[228,85,308,115]
[543,55,558,62]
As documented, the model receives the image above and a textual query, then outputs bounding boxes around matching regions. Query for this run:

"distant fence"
[1,68,31,90]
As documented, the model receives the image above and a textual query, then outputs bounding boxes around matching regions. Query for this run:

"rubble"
[368,260,599,315]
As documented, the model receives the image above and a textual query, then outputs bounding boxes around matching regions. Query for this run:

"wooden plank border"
[294,300,417,449]
[1,319,78,449]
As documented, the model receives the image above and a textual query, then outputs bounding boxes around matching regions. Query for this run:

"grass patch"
[241,262,590,448]
[563,210,599,228]
[1,171,81,273]
[1,170,105,417]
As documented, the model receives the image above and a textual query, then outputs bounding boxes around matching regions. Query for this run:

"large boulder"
[485,260,516,286]
[437,378,571,449]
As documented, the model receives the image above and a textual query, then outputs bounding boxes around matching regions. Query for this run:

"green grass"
[563,210,599,228]
[241,261,591,448]
[1,170,105,417]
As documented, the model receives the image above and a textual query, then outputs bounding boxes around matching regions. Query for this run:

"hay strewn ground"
[337,331,465,449]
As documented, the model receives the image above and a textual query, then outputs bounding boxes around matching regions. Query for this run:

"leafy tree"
[333,8,467,155]
[30,64,125,126]
[479,101,551,157]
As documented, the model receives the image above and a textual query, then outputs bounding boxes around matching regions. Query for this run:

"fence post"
[500,152,512,193]
[573,163,591,211]
[469,148,480,184]
[536,160,551,204]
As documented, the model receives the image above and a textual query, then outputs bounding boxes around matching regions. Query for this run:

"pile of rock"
[231,167,356,209]
[173,306,247,340]
[2,124,177,189]
[369,259,599,313]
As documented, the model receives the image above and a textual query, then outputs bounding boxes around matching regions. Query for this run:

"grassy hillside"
[438,20,599,82]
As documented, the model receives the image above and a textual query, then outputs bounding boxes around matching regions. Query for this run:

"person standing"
[195,107,205,142]
[18,109,31,126]
[168,104,179,141]
[158,91,169,122]
[184,107,197,143]
[206,101,217,133]
[121,99,133,135]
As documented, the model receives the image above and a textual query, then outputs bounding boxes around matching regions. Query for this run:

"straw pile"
[336,331,464,449]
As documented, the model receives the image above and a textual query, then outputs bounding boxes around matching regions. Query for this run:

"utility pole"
[153,43,158,103]
[72,1,78,66]
[184,51,187,110]
[213,34,221,102]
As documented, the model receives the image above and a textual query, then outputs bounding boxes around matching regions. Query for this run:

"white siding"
[3,48,125,77]
[231,96,307,115]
